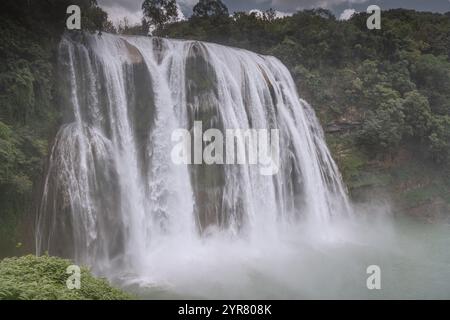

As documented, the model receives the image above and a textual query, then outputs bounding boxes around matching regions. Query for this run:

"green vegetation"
[0,255,131,300]
[192,0,229,18]
[142,0,178,29]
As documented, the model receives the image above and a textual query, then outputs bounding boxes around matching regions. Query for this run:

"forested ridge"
[1,0,450,257]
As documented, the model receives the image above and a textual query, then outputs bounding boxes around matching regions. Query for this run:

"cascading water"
[36,33,355,296]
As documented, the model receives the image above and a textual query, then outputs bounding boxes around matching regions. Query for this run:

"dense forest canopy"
[0,0,449,256]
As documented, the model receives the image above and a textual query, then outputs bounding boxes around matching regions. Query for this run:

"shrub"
[0,255,131,300]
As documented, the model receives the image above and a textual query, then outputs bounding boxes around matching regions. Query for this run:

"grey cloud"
[98,0,142,11]
[270,0,367,11]
[97,0,143,24]
[97,0,450,22]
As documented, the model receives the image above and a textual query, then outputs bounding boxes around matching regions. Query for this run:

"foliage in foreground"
[0,255,131,300]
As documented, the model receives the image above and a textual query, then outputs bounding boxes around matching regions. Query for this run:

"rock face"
[122,39,143,64]
[184,42,227,230]
[326,121,362,133]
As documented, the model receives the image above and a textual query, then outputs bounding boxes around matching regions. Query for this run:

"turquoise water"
[118,214,450,299]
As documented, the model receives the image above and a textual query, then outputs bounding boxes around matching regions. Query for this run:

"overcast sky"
[97,0,450,25]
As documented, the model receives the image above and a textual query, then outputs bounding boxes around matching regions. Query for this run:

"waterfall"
[36,33,352,278]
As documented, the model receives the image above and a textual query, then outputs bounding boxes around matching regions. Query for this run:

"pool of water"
[115,212,450,299]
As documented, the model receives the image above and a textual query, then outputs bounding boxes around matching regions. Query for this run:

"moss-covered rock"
[0,255,131,300]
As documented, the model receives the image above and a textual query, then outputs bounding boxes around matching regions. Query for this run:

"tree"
[428,116,450,165]
[357,98,407,152]
[411,54,450,115]
[84,3,109,34]
[142,0,178,29]
[403,90,432,139]
[192,0,229,18]
[264,8,276,22]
